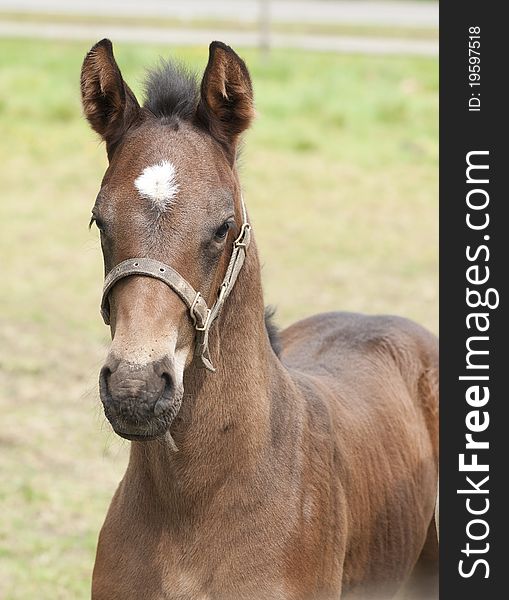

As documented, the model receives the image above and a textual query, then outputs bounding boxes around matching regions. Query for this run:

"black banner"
[440,2,508,597]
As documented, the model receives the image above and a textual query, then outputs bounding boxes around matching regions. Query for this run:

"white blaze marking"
[134,160,179,210]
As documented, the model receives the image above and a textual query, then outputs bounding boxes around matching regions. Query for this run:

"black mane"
[265,306,282,357]
[143,60,199,120]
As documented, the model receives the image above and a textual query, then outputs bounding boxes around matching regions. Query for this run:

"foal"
[81,40,438,600]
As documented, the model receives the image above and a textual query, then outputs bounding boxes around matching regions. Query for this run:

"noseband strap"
[100,198,251,372]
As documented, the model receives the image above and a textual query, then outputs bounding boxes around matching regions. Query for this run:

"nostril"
[99,366,112,403]
[162,372,174,400]
[153,372,175,417]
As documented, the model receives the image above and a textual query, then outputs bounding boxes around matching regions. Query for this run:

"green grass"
[0,11,438,40]
[0,38,437,599]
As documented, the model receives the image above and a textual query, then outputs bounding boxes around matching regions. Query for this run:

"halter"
[100,197,251,372]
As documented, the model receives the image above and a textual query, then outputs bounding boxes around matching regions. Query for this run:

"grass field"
[0,37,437,599]
[0,11,439,40]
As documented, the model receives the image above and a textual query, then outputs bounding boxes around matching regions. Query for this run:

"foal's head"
[81,40,254,440]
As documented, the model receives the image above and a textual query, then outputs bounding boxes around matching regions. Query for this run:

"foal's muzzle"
[99,356,182,440]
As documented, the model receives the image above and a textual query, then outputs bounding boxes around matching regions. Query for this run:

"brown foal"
[81,40,438,600]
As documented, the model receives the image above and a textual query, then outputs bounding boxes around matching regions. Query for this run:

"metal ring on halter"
[190,292,203,328]
[195,308,211,332]
[190,293,212,332]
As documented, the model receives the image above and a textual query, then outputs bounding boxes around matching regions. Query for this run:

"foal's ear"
[196,42,254,160]
[80,39,140,157]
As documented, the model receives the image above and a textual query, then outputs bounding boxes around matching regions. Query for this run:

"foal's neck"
[128,241,282,503]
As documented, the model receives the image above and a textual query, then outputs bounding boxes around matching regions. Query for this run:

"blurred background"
[0,1,438,598]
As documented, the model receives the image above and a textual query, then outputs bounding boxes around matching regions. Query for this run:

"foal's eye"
[89,215,105,232]
[214,220,233,241]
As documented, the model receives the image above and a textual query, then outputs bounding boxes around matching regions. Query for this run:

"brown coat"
[80,39,438,600]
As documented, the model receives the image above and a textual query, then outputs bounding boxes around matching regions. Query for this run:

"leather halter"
[100,197,251,372]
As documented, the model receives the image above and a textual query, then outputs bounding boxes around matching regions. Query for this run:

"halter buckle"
[233,223,251,249]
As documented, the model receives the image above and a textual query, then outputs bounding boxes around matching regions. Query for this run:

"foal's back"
[279,312,439,598]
